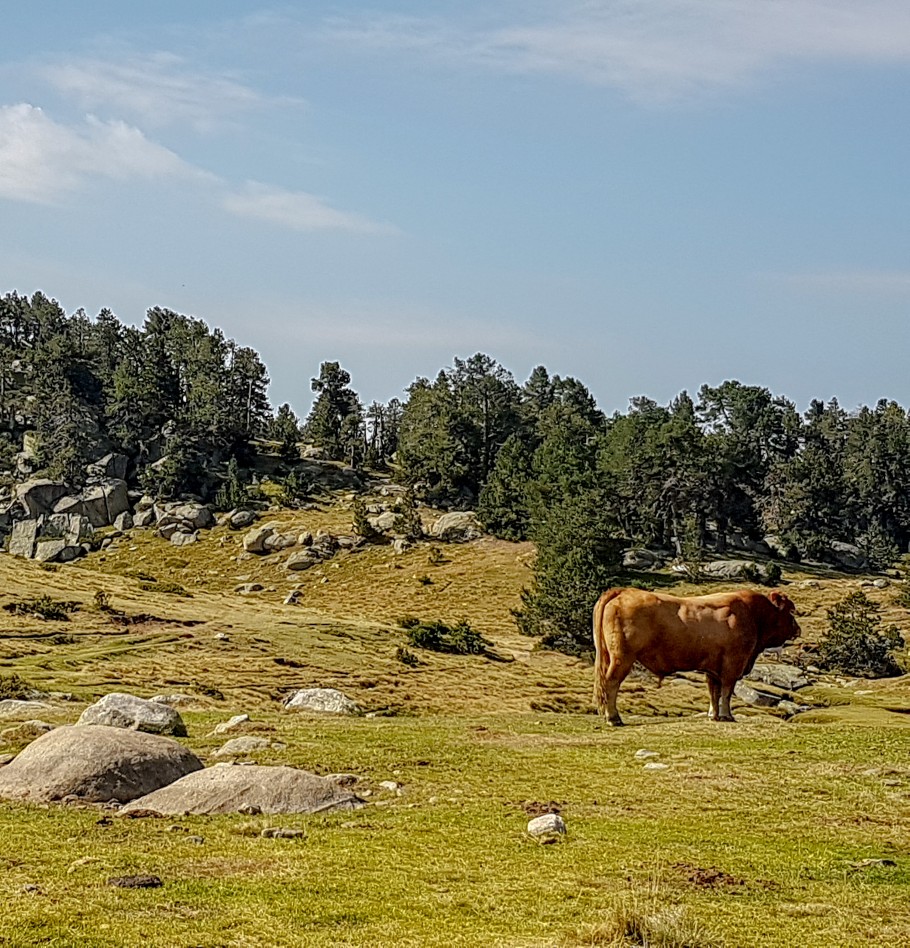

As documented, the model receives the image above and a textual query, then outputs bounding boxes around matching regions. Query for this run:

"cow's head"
[762,591,801,647]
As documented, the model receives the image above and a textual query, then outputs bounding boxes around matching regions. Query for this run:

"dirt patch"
[671,863,746,888]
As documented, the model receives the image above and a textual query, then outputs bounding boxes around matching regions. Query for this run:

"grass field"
[1,511,909,947]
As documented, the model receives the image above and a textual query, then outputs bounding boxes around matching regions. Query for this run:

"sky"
[2,1,910,418]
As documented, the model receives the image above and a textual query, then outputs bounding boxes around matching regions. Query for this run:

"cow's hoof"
[716,715,736,723]
[608,717,625,727]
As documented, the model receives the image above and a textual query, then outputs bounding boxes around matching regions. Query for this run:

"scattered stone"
[243,525,276,554]
[170,531,198,547]
[235,583,264,594]
[150,694,197,708]
[108,875,163,889]
[77,693,188,736]
[622,549,660,569]
[873,578,890,589]
[113,511,134,532]
[284,590,302,605]
[133,507,157,528]
[0,725,202,803]
[0,700,53,719]
[634,749,660,760]
[643,762,670,772]
[120,764,363,816]
[261,827,304,839]
[213,714,250,735]
[368,511,397,533]
[777,700,813,716]
[229,510,257,530]
[213,736,271,757]
[283,688,361,716]
[187,835,205,845]
[848,858,896,871]
[379,780,400,792]
[527,813,567,838]
[171,503,216,530]
[392,537,412,555]
[285,550,321,571]
[429,511,484,543]
[214,632,230,642]
[325,773,359,787]
[733,682,781,708]
[264,532,298,553]
[747,663,810,691]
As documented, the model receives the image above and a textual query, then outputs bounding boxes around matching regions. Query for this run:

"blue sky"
[2,1,910,417]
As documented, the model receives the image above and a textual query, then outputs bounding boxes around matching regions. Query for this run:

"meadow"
[1,511,909,947]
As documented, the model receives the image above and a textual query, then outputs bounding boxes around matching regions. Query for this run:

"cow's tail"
[593,588,624,714]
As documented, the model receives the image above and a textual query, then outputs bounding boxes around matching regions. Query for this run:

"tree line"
[4,290,910,654]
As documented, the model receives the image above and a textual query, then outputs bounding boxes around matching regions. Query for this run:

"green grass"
[1,511,910,946]
[1,714,909,947]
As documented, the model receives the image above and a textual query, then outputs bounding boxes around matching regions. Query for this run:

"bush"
[2,596,78,621]
[395,646,422,666]
[400,618,491,656]
[0,673,34,700]
[818,591,905,677]
[138,580,192,597]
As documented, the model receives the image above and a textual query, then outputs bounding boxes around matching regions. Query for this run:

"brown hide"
[592,587,800,724]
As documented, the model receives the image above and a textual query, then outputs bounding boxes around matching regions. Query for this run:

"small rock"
[235,583,264,594]
[634,749,660,760]
[186,835,205,845]
[325,773,359,787]
[213,714,250,735]
[873,578,890,589]
[283,688,360,716]
[238,804,262,816]
[213,736,271,757]
[214,632,230,641]
[284,590,302,605]
[527,813,567,837]
[643,762,670,772]
[20,884,41,894]
[261,827,304,839]
[379,780,400,792]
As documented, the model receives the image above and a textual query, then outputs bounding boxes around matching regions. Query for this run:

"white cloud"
[0,103,203,204]
[326,1,910,102]
[41,53,293,131]
[222,181,399,235]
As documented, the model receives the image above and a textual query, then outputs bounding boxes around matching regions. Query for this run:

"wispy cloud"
[41,53,297,131]
[222,182,399,235]
[326,1,910,103]
[773,269,910,295]
[0,104,395,235]
[0,103,204,204]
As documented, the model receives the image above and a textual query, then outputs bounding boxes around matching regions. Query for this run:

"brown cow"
[592,587,800,725]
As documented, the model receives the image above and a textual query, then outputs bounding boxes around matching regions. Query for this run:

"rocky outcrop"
[7,513,92,562]
[119,764,363,816]
[0,725,202,803]
[86,453,129,482]
[77,693,188,736]
[54,478,129,528]
[16,479,69,518]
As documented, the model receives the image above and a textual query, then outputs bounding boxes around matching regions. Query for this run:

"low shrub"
[395,646,422,666]
[2,596,79,621]
[0,672,34,700]
[401,618,491,656]
[138,580,192,597]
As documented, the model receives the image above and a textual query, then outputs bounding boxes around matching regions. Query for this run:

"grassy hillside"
[1,510,909,947]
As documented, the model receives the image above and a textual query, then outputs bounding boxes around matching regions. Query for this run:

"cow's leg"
[602,655,635,726]
[717,677,737,722]
[705,674,721,721]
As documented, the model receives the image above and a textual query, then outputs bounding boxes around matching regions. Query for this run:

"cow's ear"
[769,591,793,613]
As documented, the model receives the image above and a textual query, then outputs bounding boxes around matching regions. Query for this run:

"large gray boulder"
[8,519,39,558]
[86,453,129,482]
[77,693,187,736]
[119,764,363,816]
[54,479,129,528]
[0,725,202,803]
[16,479,68,517]
[368,511,397,533]
[285,550,321,571]
[171,503,216,530]
[283,688,360,715]
[830,541,866,571]
[622,548,660,569]
[429,511,483,543]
